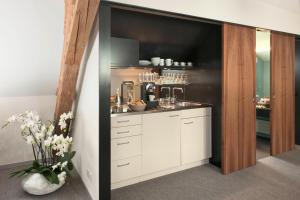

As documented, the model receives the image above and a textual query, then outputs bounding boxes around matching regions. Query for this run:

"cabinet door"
[202,116,212,159]
[111,156,141,183]
[142,111,181,175]
[222,23,256,174]
[181,116,211,165]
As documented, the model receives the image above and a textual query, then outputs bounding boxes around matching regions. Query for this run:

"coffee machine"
[140,82,158,108]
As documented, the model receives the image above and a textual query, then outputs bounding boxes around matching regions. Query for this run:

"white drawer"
[111,135,141,161]
[111,156,141,183]
[111,125,142,139]
[181,107,211,119]
[111,115,142,127]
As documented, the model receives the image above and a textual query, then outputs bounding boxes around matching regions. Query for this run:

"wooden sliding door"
[271,32,295,155]
[222,23,256,174]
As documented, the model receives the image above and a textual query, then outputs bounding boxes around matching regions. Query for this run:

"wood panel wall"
[222,23,256,174]
[55,0,100,120]
[270,32,295,155]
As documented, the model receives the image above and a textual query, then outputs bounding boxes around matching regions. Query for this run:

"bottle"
[116,88,121,107]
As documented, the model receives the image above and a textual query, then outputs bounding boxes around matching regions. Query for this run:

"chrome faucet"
[172,87,184,103]
[161,87,171,99]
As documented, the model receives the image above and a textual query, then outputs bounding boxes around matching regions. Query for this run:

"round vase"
[21,173,65,195]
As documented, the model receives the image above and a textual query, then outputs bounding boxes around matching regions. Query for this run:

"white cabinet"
[111,125,141,139]
[142,111,181,175]
[111,108,212,188]
[181,107,211,118]
[111,115,142,128]
[181,108,212,165]
[111,156,141,183]
[111,135,141,161]
[111,114,142,184]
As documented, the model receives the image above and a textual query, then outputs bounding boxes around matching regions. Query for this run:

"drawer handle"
[117,162,130,167]
[184,121,194,125]
[117,141,130,146]
[117,120,130,123]
[117,131,130,134]
[169,114,179,117]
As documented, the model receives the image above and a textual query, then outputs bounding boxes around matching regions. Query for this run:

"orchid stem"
[32,145,37,161]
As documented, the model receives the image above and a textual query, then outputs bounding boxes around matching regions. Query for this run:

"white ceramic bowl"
[139,60,151,66]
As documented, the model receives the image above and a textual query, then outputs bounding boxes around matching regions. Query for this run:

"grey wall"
[0,0,63,97]
[0,0,63,167]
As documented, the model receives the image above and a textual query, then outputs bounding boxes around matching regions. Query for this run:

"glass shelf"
[110,65,193,70]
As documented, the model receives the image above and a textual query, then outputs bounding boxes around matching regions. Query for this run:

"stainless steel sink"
[159,105,175,109]
[175,102,202,107]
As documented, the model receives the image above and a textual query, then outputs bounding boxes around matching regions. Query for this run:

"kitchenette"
[106,6,222,189]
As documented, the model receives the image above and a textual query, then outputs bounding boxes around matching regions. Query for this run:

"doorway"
[255,30,271,160]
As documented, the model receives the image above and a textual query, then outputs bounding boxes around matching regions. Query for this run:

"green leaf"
[58,151,76,163]
[42,170,59,184]
[32,161,40,170]
[65,169,71,177]
[17,171,28,177]
[40,168,51,173]
[9,166,33,178]
[67,161,73,171]
[9,171,23,178]
[30,169,39,173]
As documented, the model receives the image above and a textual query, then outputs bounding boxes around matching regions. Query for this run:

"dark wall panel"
[111,8,218,63]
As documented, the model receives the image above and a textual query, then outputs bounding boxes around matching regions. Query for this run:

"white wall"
[0,96,56,166]
[0,0,64,97]
[106,0,300,35]
[72,23,99,200]
[0,0,64,166]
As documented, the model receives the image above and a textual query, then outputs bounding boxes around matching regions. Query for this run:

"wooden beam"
[55,0,100,120]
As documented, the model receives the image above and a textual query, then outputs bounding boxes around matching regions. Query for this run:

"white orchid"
[58,111,73,131]
[52,162,61,171]
[51,134,72,157]
[46,124,54,136]
[20,124,26,131]
[8,115,17,123]
[44,137,52,147]
[2,111,76,185]
[57,171,67,184]
[60,161,68,170]
[58,120,67,130]
[26,135,35,144]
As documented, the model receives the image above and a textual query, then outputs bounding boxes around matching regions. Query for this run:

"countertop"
[111,102,213,118]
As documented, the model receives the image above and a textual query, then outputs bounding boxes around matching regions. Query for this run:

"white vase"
[21,173,65,195]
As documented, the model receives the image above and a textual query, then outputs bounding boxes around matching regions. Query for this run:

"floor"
[0,163,92,200]
[112,149,300,200]
[256,136,270,160]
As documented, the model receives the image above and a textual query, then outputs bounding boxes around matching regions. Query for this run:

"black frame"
[99,3,111,200]
[99,2,222,199]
